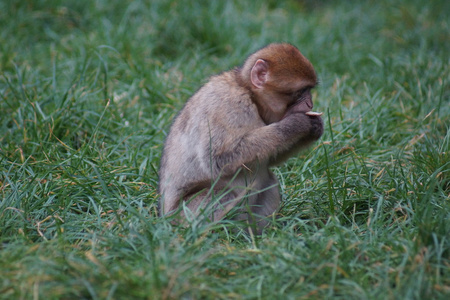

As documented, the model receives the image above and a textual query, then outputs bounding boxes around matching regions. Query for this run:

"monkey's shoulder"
[171,70,262,137]
[200,72,257,111]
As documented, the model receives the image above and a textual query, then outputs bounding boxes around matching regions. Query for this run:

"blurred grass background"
[0,0,449,299]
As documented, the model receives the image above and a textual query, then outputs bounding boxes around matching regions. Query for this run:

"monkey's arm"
[269,115,323,166]
[213,113,322,175]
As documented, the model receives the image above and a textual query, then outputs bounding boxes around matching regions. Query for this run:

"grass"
[0,0,449,299]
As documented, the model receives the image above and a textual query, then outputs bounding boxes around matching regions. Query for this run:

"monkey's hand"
[281,111,323,141]
[266,112,323,166]
[307,113,324,140]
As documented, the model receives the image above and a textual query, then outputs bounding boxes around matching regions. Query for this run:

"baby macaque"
[159,43,323,233]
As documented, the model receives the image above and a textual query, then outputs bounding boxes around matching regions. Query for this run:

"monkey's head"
[240,43,318,124]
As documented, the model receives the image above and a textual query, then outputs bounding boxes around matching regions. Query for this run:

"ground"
[0,0,448,299]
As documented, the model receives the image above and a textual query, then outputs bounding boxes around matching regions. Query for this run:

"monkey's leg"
[251,184,281,234]
[177,188,240,223]
[232,172,281,234]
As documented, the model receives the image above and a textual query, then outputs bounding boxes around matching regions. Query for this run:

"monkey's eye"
[293,88,310,100]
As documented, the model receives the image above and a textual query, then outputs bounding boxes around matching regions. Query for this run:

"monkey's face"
[247,45,320,123]
[284,87,323,118]
[252,83,317,123]
[287,87,314,113]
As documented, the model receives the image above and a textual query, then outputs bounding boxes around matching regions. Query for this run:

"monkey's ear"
[250,59,268,88]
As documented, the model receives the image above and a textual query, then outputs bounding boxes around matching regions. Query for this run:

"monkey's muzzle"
[294,99,323,116]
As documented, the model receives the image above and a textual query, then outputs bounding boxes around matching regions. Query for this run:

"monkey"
[158,43,323,234]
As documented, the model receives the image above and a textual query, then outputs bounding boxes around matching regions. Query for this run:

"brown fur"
[158,43,323,234]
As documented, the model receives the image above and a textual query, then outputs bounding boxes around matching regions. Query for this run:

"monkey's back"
[158,71,263,214]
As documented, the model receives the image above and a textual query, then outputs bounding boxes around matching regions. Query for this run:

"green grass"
[0,0,449,299]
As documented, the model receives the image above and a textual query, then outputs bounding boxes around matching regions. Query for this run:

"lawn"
[0,0,449,299]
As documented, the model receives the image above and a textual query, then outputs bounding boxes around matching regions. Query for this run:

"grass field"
[0,0,449,299]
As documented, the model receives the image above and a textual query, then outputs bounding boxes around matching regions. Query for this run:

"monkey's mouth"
[292,99,323,116]
[303,99,323,116]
